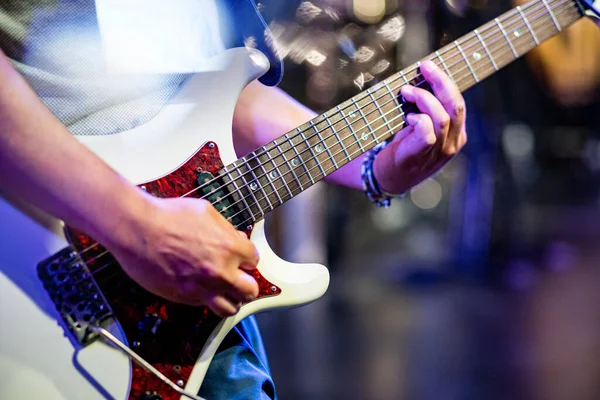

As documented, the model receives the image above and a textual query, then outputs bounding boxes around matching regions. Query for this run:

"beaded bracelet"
[361,141,407,208]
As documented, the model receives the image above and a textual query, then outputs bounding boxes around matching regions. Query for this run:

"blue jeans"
[198,316,276,399]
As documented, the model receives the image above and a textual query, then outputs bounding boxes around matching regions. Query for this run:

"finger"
[233,235,260,269]
[419,60,460,108]
[374,115,435,194]
[401,85,450,144]
[208,295,241,318]
[390,122,413,144]
[399,114,437,158]
[227,268,259,303]
[420,60,466,137]
[166,280,209,307]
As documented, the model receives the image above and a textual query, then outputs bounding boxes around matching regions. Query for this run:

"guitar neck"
[220,0,583,227]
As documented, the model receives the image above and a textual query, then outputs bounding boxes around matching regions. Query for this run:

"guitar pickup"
[196,170,249,228]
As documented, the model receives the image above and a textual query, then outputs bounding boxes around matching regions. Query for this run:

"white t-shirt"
[0,0,236,135]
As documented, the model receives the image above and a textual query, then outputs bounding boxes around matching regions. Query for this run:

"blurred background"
[251,0,600,399]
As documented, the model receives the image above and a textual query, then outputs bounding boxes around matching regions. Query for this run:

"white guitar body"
[0,47,330,399]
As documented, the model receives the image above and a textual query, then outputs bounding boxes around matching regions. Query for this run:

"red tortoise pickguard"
[67,142,281,400]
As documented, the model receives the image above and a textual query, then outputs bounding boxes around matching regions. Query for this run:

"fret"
[382,80,407,134]
[382,80,401,111]
[274,139,300,196]
[245,155,273,212]
[516,6,539,45]
[298,127,326,179]
[218,0,584,220]
[474,29,498,71]
[351,97,378,144]
[310,120,338,170]
[290,131,315,185]
[454,40,479,83]
[495,17,518,58]
[541,0,561,31]
[399,70,411,86]
[221,167,257,224]
[282,134,307,191]
[367,89,394,136]
[324,112,351,163]
[231,162,263,220]
[269,144,293,199]
[267,143,293,200]
[345,102,366,152]
[337,105,365,153]
[414,60,422,76]
[434,51,454,81]
[257,147,282,206]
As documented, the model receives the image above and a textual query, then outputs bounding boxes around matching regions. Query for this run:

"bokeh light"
[353,0,386,24]
[410,179,443,210]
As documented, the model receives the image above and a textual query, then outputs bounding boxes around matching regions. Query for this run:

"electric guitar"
[1,1,597,399]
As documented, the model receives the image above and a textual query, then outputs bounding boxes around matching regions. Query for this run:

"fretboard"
[220,0,582,228]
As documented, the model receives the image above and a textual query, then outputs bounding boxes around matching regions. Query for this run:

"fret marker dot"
[473,52,482,61]
[292,158,300,167]
[361,133,369,141]
[349,111,356,118]
[250,182,258,191]
[269,171,278,179]
[315,144,323,153]
[514,30,521,38]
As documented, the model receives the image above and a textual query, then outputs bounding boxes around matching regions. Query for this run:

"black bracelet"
[361,142,407,208]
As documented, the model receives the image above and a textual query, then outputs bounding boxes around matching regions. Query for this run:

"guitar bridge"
[37,246,114,346]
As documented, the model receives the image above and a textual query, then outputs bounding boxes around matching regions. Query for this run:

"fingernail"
[401,85,414,98]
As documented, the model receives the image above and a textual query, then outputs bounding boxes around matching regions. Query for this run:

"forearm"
[0,51,149,249]
[233,80,365,190]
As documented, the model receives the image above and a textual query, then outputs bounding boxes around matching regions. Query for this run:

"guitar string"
[203,0,576,226]
[70,1,565,284]
[163,0,570,227]
[90,1,578,292]
[75,0,574,280]
[76,0,570,261]
[177,0,573,212]
[181,0,567,204]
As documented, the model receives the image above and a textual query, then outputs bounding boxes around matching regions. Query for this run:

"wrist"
[362,142,407,208]
[92,183,156,255]
[372,146,409,196]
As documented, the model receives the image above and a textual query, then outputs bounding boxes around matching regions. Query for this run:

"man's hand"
[234,62,467,197]
[373,60,467,195]
[0,50,260,318]
[107,196,260,317]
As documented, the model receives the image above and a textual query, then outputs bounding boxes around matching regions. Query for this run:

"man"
[0,0,466,398]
